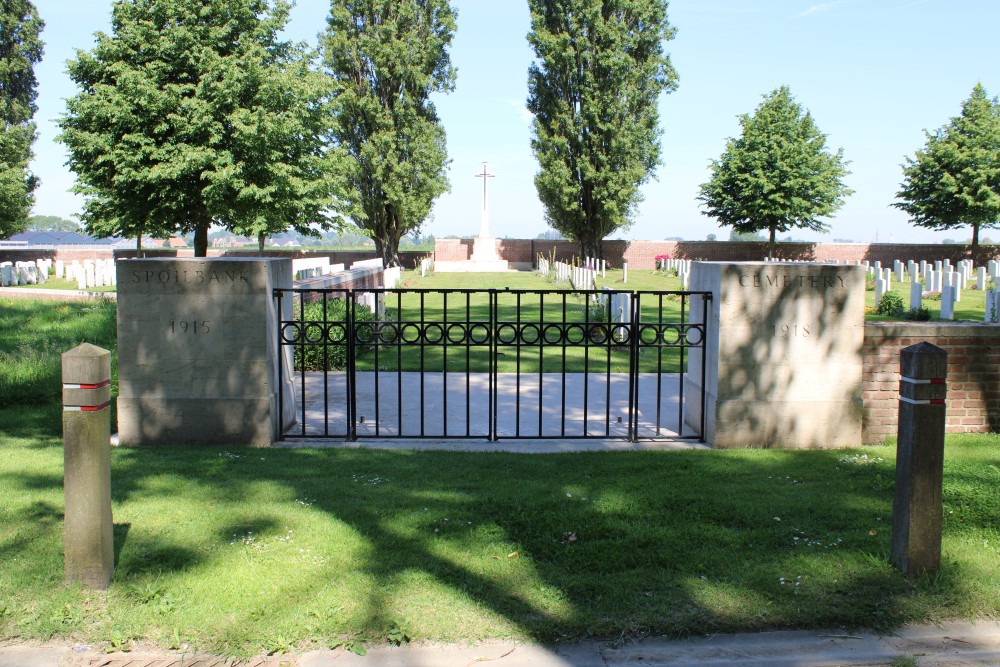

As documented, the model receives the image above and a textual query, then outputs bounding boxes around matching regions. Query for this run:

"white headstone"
[940,285,955,320]
[0,262,12,286]
[986,290,1000,323]
[977,267,987,291]
[55,259,64,279]
[909,280,922,313]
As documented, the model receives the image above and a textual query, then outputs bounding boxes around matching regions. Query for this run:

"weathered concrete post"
[62,343,114,589]
[891,341,947,577]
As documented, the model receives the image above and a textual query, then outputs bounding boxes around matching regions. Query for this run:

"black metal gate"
[274,288,711,442]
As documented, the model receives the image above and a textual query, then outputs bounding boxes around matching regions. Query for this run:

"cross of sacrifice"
[475,161,495,239]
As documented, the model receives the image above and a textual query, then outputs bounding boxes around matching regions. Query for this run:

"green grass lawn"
[4,276,117,292]
[1,297,999,657]
[2,405,999,656]
[864,283,989,322]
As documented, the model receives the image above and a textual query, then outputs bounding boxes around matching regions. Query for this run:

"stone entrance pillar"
[684,262,866,448]
[116,258,295,446]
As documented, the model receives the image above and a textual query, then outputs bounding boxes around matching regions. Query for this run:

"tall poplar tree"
[894,84,1000,250]
[527,0,677,261]
[323,0,456,268]
[0,0,43,239]
[697,86,851,258]
[58,0,338,256]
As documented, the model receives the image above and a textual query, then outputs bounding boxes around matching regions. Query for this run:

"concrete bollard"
[891,342,947,577]
[62,343,115,589]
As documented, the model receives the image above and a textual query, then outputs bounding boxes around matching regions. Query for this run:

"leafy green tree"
[698,86,852,258]
[27,214,79,232]
[894,84,1000,250]
[0,0,43,239]
[58,0,339,256]
[527,0,677,261]
[729,229,765,242]
[322,0,456,268]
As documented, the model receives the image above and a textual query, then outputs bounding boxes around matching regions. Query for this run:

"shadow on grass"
[98,443,995,643]
[4,389,996,648]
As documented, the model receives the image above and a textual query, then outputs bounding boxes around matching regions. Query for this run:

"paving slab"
[5,623,1000,666]
[300,640,605,667]
[0,645,69,667]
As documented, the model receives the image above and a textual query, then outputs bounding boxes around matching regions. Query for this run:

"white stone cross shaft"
[475,161,495,239]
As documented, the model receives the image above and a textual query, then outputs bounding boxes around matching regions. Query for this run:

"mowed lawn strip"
[2,408,999,655]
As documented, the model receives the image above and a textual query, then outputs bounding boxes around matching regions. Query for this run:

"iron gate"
[274,288,711,442]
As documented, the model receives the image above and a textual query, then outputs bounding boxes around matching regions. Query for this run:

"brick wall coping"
[865,322,1000,338]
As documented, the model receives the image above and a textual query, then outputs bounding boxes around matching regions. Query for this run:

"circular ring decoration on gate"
[564,324,586,345]
[354,323,375,344]
[304,322,325,344]
[446,323,467,344]
[327,323,347,343]
[468,323,491,345]
[496,323,518,346]
[423,323,444,344]
[401,323,422,344]
[379,323,399,344]
[542,323,564,345]
[661,325,682,346]
[280,322,302,344]
[684,325,704,346]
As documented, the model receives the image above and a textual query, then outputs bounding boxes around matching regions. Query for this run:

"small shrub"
[905,306,932,321]
[876,291,905,316]
[865,276,876,291]
[293,298,376,371]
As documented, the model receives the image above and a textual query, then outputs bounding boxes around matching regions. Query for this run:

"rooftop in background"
[3,231,132,247]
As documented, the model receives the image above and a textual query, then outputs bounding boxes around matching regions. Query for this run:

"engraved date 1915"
[169,320,211,334]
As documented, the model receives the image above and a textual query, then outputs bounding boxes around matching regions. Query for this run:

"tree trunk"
[768,227,777,260]
[258,232,265,256]
[194,222,209,257]
[136,233,143,258]
[972,223,980,251]
[375,236,400,268]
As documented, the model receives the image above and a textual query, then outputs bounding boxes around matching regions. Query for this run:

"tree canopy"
[697,86,851,258]
[58,0,339,256]
[527,0,677,261]
[894,84,1000,250]
[322,0,456,268]
[27,214,79,232]
[0,0,43,239]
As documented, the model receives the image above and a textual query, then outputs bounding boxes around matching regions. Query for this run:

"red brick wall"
[219,249,429,269]
[862,323,1000,442]
[434,239,1000,270]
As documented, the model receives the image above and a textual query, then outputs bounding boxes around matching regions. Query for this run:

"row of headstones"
[866,258,995,288]
[867,259,1000,322]
[581,256,608,277]
[0,259,51,286]
[291,257,350,281]
[55,258,117,289]
[657,258,694,289]
[543,260,597,290]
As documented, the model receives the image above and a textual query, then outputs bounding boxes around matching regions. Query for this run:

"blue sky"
[30,0,1000,243]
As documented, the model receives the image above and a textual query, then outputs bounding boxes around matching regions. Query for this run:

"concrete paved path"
[6,621,1000,666]
[285,371,700,441]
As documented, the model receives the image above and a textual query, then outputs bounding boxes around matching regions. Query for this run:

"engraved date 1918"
[169,320,211,334]
[774,323,810,338]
